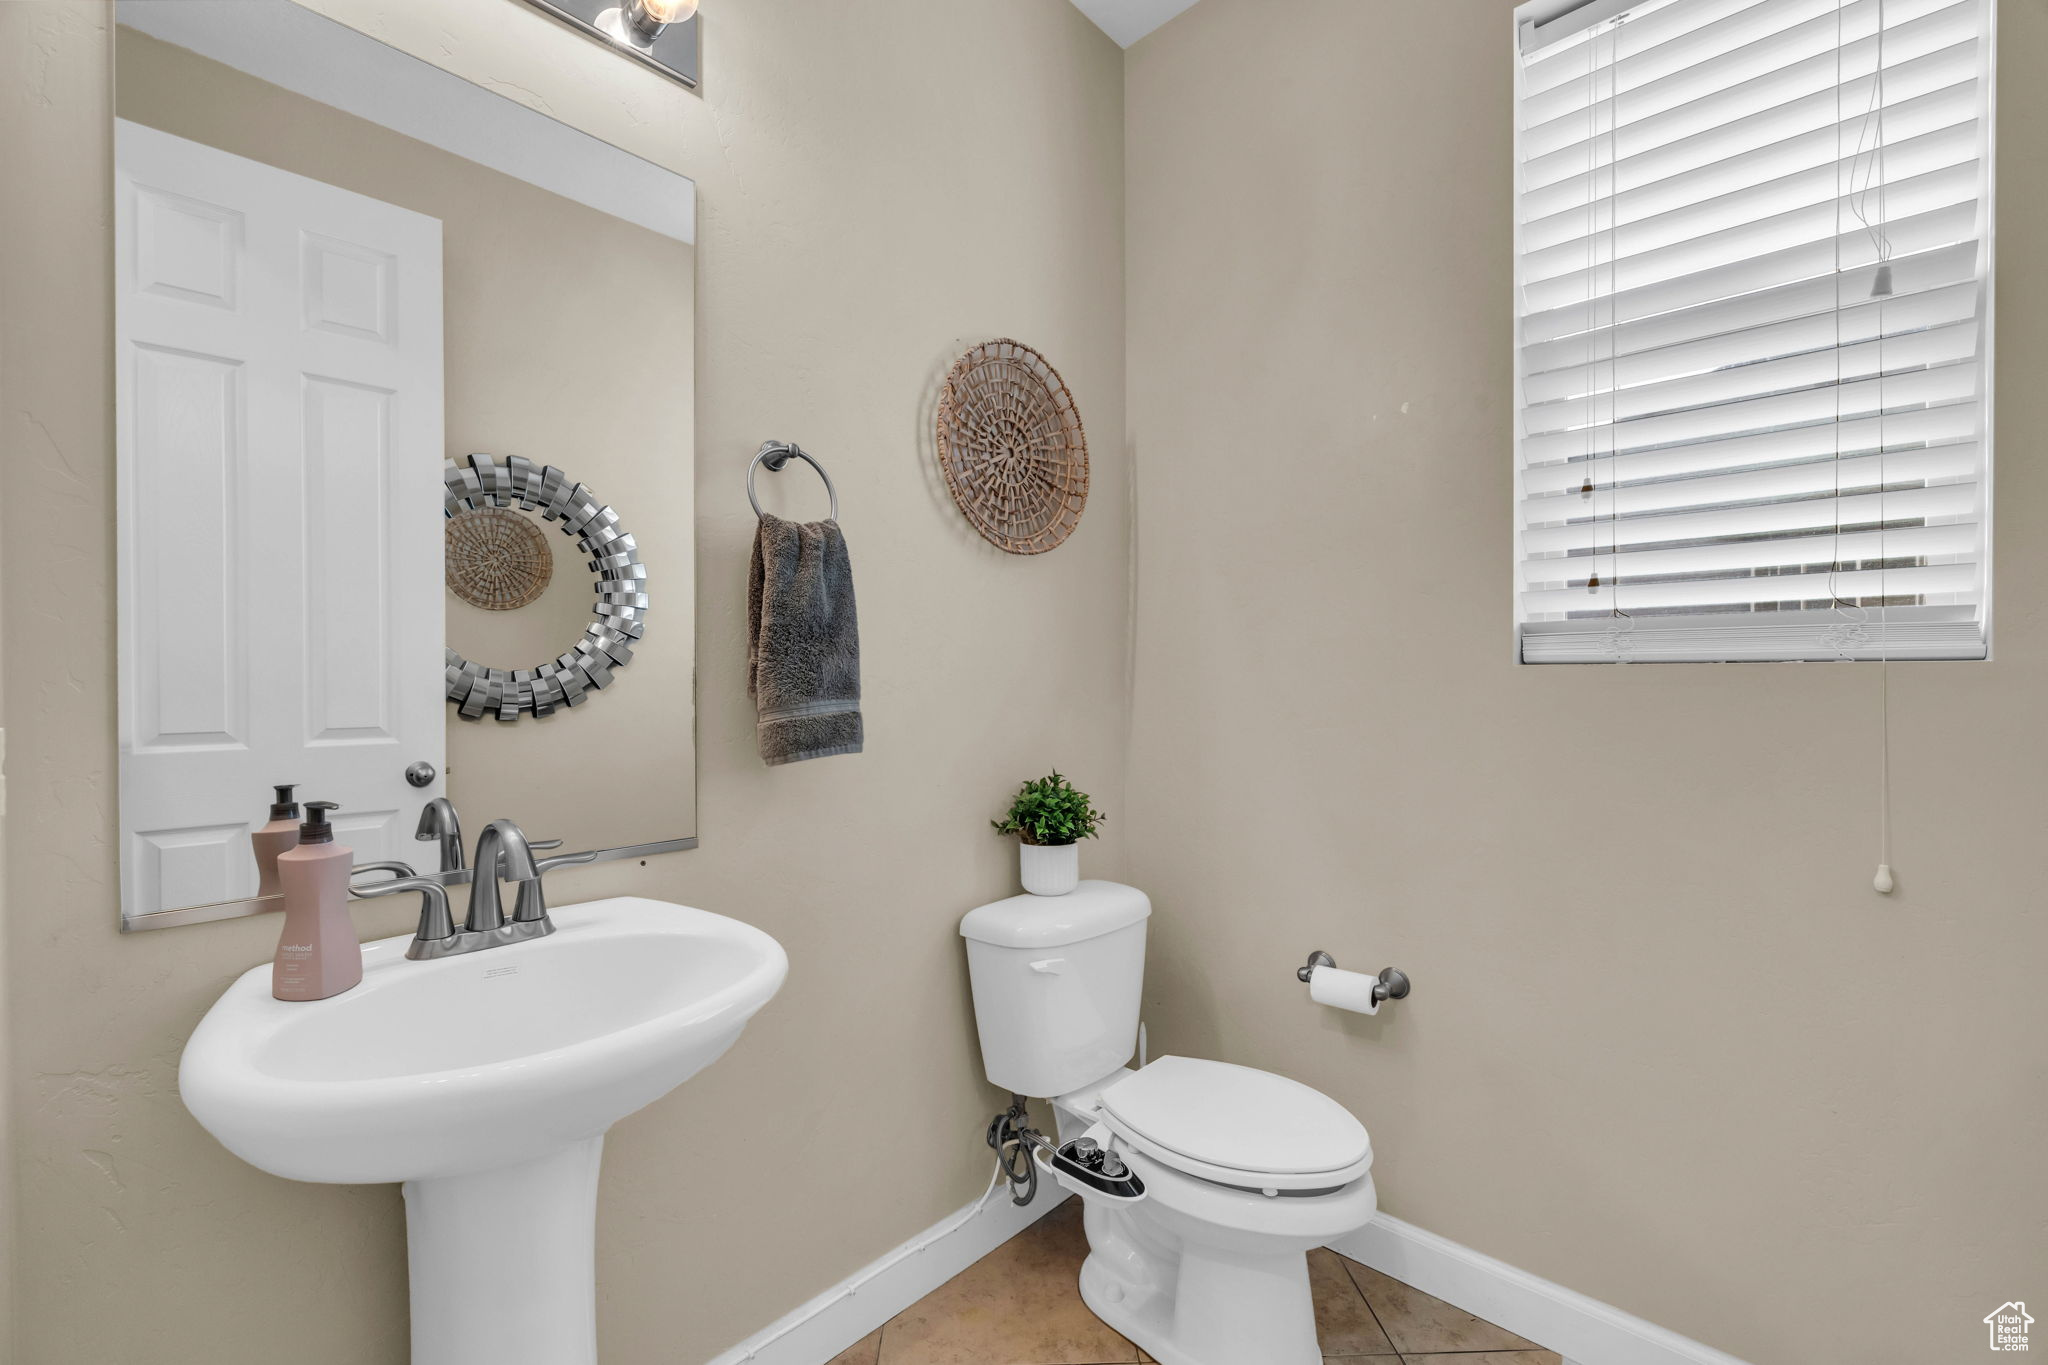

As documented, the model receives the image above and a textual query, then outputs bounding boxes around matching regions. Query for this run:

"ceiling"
[1066,0,1206,48]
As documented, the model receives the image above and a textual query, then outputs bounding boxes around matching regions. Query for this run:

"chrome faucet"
[351,818,594,960]
[466,818,598,935]
[414,797,465,875]
[467,819,539,934]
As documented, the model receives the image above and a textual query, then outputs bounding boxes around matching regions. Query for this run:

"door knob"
[404,761,437,788]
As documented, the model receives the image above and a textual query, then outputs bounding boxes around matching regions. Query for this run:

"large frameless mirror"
[112,0,697,929]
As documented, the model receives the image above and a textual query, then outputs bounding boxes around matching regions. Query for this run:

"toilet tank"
[960,880,1151,1099]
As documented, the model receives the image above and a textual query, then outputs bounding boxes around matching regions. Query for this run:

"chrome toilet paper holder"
[1297,950,1411,1004]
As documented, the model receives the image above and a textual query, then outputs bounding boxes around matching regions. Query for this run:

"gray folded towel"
[747,513,863,765]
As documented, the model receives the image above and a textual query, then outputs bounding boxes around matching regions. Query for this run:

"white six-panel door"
[116,119,445,918]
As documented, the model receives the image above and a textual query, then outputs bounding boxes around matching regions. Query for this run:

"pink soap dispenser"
[272,800,362,1002]
[252,783,301,898]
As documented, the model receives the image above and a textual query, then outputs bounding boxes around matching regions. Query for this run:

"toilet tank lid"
[959,880,1151,948]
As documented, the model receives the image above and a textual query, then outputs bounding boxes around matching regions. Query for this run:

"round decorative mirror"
[442,453,648,721]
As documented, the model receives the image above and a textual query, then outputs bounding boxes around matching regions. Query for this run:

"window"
[1513,0,1994,663]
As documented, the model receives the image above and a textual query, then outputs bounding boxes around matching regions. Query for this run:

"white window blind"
[1513,0,1994,663]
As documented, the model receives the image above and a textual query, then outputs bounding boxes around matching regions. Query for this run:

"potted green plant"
[992,771,1105,896]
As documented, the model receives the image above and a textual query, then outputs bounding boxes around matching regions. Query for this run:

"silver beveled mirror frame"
[443,454,649,721]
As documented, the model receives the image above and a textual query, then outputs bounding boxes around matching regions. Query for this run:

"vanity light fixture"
[624,0,697,41]
[517,0,701,89]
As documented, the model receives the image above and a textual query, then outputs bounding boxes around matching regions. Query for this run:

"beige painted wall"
[16,1,2034,1361]
[1124,1,2047,1361]
[116,28,699,862]
[2,2,1126,1362]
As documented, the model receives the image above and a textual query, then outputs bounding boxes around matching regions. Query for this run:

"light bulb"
[626,0,695,37]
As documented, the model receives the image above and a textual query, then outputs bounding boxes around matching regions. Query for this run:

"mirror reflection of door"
[114,119,447,917]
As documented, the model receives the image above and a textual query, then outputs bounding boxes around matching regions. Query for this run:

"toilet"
[961,881,1377,1365]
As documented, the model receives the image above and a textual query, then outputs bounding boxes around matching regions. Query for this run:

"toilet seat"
[1097,1056,1372,1192]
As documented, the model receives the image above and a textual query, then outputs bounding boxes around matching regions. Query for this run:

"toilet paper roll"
[1308,965,1380,1016]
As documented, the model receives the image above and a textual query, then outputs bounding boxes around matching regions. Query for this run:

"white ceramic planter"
[1019,841,1080,896]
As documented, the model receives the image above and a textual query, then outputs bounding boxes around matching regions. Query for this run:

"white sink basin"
[179,896,787,1365]
[182,896,786,1184]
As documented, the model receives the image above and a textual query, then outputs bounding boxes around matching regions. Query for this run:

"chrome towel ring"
[747,439,839,522]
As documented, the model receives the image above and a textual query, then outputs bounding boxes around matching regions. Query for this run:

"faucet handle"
[350,875,456,955]
[512,849,600,925]
[532,838,563,851]
[351,860,420,883]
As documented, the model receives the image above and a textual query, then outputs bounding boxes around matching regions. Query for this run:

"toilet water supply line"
[988,1097,1048,1207]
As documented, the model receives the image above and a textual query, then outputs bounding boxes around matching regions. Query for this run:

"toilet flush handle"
[1029,958,1068,975]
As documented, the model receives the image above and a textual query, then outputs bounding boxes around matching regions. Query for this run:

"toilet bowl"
[1052,1057,1378,1365]
[960,883,1379,1365]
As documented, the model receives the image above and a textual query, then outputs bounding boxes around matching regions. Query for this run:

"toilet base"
[1079,1261,1182,1364]
[1078,1240,1321,1365]
[1049,1080,1374,1365]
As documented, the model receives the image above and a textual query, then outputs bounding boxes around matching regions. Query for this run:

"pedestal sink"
[179,897,788,1365]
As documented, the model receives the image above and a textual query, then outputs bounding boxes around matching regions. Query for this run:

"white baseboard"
[702,1188,1746,1365]
[703,1183,1072,1365]
[1329,1214,1753,1365]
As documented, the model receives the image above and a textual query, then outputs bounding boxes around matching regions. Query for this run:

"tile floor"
[825,1200,1561,1365]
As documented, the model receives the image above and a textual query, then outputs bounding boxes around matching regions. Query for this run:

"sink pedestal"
[404,1136,605,1365]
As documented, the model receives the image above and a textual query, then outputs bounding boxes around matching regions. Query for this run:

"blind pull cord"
[1871,0,1897,897]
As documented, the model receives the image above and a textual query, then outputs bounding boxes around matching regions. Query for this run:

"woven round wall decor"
[446,505,554,611]
[935,338,1088,555]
